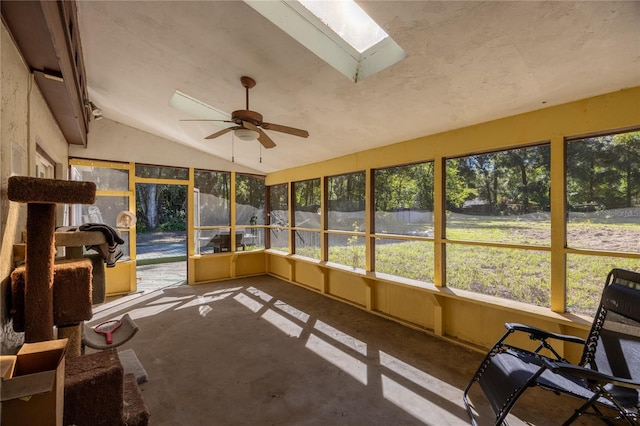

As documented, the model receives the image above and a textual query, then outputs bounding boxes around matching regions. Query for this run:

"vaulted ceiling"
[64,2,640,172]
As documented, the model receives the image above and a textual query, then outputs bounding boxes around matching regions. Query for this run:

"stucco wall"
[0,22,71,352]
[70,118,261,174]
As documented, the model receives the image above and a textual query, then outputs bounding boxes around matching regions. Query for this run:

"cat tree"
[8,176,96,343]
[8,176,149,425]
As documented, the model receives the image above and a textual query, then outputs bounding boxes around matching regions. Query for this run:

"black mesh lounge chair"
[463,268,640,425]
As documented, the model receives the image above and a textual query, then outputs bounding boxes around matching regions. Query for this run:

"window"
[293,179,321,259]
[135,164,188,180]
[35,149,55,179]
[72,164,128,191]
[374,162,434,236]
[566,131,640,253]
[376,238,434,282]
[194,170,231,254]
[565,130,640,314]
[447,245,551,306]
[268,183,289,252]
[236,174,266,251]
[446,145,551,245]
[327,172,366,269]
[566,253,640,315]
[327,172,366,232]
[244,0,406,82]
[70,162,132,260]
[298,0,388,53]
[445,144,552,307]
[374,162,435,281]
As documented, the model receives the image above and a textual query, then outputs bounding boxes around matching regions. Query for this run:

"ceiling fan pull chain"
[232,133,235,163]
[260,144,262,163]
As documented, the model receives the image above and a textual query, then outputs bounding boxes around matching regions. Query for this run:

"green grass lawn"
[310,215,639,317]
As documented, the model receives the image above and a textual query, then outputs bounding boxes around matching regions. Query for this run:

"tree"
[609,131,640,207]
[469,153,497,211]
[137,183,159,230]
[328,172,366,211]
[496,145,550,213]
[566,134,640,210]
[567,137,603,207]
[445,159,475,211]
[236,174,265,208]
[294,179,320,210]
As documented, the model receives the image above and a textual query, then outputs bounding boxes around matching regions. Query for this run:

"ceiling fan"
[180,76,309,149]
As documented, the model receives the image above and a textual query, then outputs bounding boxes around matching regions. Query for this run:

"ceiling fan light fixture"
[234,128,259,141]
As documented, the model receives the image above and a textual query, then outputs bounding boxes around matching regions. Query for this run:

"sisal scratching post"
[24,203,56,342]
[58,324,83,357]
[8,176,96,343]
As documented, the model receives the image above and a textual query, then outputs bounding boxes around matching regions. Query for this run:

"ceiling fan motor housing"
[232,109,263,126]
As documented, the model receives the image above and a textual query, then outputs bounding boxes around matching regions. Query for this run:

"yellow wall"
[191,251,267,284]
[263,87,640,355]
[104,261,137,295]
[267,88,639,184]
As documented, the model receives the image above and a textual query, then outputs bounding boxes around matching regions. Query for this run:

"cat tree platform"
[8,176,96,343]
[10,259,93,332]
[65,348,149,426]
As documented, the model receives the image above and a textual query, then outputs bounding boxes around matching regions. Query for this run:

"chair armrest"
[505,323,586,345]
[543,359,640,390]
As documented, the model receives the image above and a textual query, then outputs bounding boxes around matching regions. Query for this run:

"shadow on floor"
[90,275,607,426]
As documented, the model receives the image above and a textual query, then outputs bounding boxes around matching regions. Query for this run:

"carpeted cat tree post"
[8,176,150,425]
[8,176,96,343]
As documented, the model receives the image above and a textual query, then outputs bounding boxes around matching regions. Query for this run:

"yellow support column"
[288,180,294,255]
[362,277,374,311]
[230,254,237,278]
[433,157,445,287]
[230,172,237,252]
[187,167,196,284]
[431,294,444,336]
[321,177,327,262]
[320,266,328,294]
[550,136,567,313]
[127,162,137,267]
[365,169,373,272]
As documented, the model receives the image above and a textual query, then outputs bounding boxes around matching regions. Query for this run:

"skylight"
[243,0,406,82]
[298,0,388,53]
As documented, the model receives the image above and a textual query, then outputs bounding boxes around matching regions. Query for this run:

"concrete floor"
[90,275,611,426]
[135,260,186,293]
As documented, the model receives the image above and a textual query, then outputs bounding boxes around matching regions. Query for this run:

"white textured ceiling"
[77,1,640,174]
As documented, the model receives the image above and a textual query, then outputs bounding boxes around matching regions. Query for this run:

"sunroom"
[1,1,639,425]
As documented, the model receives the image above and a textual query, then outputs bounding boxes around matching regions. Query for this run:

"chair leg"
[462,386,483,426]
[561,390,626,426]
[562,392,601,425]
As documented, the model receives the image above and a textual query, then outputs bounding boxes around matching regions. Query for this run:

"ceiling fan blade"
[242,121,274,148]
[180,119,233,122]
[205,127,235,140]
[170,90,231,122]
[261,122,309,138]
[242,121,259,132]
[257,129,277,149]
[180,119,236,130]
